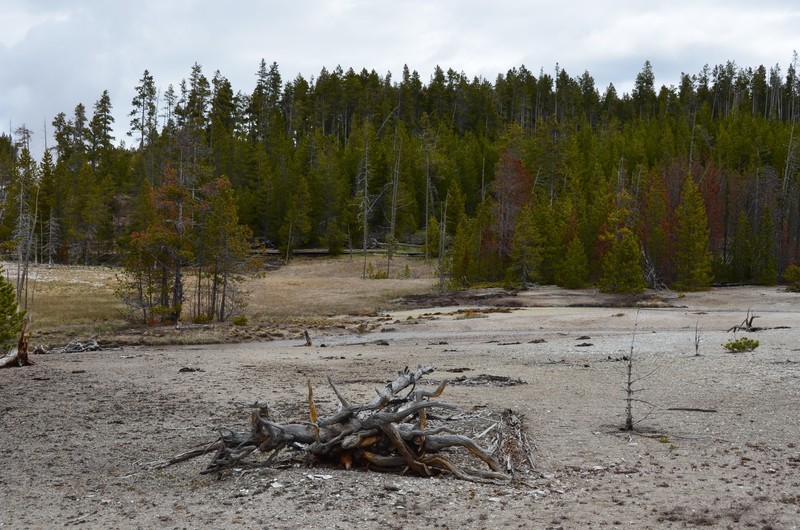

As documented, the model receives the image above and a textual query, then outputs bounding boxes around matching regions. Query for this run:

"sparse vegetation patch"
[723,336,760,352]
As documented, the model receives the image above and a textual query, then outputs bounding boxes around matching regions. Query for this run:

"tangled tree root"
[162,365,526,484]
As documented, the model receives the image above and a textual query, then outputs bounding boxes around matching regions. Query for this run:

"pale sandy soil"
[2,261,800,529]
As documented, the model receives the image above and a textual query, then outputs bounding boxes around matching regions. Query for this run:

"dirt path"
[2,287,799,528]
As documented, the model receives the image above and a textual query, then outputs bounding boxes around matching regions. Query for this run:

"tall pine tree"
[509,204,542,287]
[674,177,713,291]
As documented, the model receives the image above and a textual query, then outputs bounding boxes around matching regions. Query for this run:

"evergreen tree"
[730,210,753,282]
[639,172,671,282]
[753,206,778,285]
[280,175,312,262]
[195,177,252,321]
[322,218,346,256]
[0,266,25,351]
[38,149,58,264]
[161,84,178,136]
[71,103,89,157]
[447,215,480,287]
[183,63,211,132]
[129,70,158,150]
[119,169,193,323]
[88,90,115,167]
[600,227,646,294]
[424,215,440,258]
[532,200,566,285]
[11,58,800,289]
[446,203,495,286]
[558,234,589,288]
[674,177,713,291]
[784,264,800,291]
[445,178,467,235]
[632,60,657,119]
[509,204,542,287]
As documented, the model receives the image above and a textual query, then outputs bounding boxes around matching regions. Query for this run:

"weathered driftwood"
[32,339,101,355]
[163,365,512,483]
[727,308,761,333]
[0,315,32,368]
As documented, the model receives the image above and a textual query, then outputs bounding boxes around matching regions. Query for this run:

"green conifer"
[425,215,440,258]
[599,228,647,294]
[753,206,777,285]
[510,205,542,287]
[558,235,589,289]
[674,177,713,291]
[0,267,24,351]
[730,211,753,283]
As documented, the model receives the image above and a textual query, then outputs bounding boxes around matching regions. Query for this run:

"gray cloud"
[1,0,798,156]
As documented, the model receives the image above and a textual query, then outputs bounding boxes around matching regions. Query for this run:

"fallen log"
[162,365,518,483]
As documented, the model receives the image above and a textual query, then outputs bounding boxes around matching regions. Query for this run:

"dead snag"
[0,315,32,368]
[163,365,513,483]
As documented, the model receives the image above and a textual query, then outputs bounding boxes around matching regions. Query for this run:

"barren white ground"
[2,286,799,529]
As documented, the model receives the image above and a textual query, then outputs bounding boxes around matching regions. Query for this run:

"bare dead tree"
[357,137,374,279]
[438,191,449,293]
[44,214,59,266]
[624,311,657,431]
[694,320,703,356]
[424,141,433,260]
[641,246,667,290]
[386,132,401,277]
[624,320,637,430]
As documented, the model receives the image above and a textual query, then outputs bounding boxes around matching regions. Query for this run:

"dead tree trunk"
[0,315,32,368]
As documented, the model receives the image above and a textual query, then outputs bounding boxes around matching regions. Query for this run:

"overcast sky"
[2,0,799,156]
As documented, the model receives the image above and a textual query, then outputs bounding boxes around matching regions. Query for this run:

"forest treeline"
[1,57,799,320]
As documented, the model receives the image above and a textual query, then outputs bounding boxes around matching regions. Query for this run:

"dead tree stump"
[163,365,516,483]
[0,315,32,368]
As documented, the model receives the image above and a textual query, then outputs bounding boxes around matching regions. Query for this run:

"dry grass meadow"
[10,255,440,347]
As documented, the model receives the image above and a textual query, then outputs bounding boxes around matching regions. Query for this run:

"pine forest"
[2,57,800,322]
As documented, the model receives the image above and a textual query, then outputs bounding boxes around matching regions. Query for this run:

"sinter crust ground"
[2,286,799,528]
